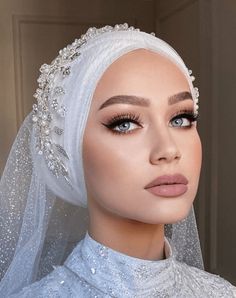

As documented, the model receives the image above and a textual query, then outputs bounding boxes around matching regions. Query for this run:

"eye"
[102,113,143,135]
[170,110,199,128]
[113,121,139,133]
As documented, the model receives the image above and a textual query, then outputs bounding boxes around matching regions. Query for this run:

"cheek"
[190,133,202,170]
[82,131,134,199]
[182,131,202,186]
[82,126,149,220]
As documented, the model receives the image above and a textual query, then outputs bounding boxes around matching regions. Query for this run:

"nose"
[149,128,181,165]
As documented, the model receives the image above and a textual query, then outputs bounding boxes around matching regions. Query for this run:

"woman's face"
[82,49,202,224]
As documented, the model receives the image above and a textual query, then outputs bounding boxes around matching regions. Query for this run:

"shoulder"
[176,261,236,297]
[9,266,82,298]
[10,265,106,298]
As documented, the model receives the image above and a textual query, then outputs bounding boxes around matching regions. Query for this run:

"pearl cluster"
[188,69,199,113]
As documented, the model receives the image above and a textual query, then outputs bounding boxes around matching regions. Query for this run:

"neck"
[88,200,165,261]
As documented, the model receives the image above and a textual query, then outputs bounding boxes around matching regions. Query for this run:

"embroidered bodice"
[11,232,236,297]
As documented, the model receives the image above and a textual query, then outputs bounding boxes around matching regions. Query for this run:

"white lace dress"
[11,232,236,297]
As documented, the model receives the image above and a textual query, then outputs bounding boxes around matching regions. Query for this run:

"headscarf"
[0,23,202,296]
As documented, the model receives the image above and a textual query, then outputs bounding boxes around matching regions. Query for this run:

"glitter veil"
[0,24,204,296]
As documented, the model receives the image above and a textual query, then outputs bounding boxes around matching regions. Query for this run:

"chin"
[132,200,193,225]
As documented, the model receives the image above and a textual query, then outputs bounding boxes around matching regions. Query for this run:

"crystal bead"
[54,58,61,64]
[44,142,51,149]
[33,93,39,99]
[48,163,55,170]
[51,99,58,110]
[41,120,47,127]
[32,116,38,123]
[48,154,53,159]
[54,86,65,96]
[40,63,49,73]
[42,114,48,120]
[32,104,38,111]
[194,87,199,98]
[105,25,112,31]
[87,27,95,34]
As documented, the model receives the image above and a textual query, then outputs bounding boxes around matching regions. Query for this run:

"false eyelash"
[102,109,199,135]
[171,109,199,123]
[102,112,143,131]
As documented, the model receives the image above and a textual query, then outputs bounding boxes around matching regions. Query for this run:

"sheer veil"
[0,24,203,296]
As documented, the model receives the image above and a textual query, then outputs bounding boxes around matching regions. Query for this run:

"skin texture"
[82,49,202,261]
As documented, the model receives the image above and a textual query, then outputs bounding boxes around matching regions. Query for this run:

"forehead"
[92,48,190,106]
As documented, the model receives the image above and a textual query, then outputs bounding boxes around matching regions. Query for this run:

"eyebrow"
[98,91,193,110]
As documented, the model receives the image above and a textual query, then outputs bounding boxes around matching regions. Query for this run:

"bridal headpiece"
[31,23,200,185]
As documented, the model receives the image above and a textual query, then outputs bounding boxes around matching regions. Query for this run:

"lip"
[144,174,188,198]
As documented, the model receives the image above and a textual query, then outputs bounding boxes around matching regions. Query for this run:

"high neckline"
[84,231,173,261]
[65,231,177,296]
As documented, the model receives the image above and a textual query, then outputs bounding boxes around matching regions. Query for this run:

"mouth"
[144,174,188,197]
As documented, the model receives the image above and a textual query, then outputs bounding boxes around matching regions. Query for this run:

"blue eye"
[170,111,199,128]
[102,113,143,135]
[114,121,139,133]
[102,110,199,135]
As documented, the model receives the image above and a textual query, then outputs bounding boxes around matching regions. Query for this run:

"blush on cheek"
[188,137,202,195]
[192,137,202,169]
[83,138,113,193]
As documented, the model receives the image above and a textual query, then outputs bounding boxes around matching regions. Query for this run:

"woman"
[0,23,235,297]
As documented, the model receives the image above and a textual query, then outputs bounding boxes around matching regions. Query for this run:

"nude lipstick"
[144,174,188,197]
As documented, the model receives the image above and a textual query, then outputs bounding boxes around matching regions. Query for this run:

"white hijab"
[0,24,202,296]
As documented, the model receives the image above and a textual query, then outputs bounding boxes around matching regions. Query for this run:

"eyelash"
[102,109,199,135]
